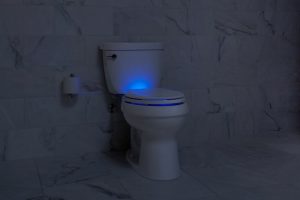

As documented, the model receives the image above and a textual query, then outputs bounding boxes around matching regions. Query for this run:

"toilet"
[101,42,188,180]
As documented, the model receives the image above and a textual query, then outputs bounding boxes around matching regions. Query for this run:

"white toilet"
[101,43,188,180]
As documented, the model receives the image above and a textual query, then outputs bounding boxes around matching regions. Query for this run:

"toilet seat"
[121,88,188,118]
[123,88,185,106]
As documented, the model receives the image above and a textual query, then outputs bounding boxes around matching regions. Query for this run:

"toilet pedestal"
[127,130,180,181]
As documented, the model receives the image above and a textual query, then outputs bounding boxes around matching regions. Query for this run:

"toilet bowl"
[121,88,188,180]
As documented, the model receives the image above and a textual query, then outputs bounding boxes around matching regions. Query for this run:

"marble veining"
[0,1,299,198]
[84,183,132,199]
[54,4,82,35]
[1,135,300,199]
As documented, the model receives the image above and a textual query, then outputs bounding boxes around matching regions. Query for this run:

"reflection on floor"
[1,133,300,200]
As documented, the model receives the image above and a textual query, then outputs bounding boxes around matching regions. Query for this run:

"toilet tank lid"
[100,42,163,51]
[125,88,184,100]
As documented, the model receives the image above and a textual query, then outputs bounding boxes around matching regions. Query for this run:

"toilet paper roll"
[63,74,80,95]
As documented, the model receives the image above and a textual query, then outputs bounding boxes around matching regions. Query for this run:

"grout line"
[181,168,227,200]
[33,159,45,196]
[118,178,137,200]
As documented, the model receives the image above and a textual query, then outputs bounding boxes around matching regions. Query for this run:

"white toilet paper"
[63,74,80,95]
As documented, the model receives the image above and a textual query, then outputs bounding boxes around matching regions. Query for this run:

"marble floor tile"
[259,133,300,155]
[100,151,139,179]
[263,157,300,188]
[214,142,295,174]
[119,172,220,200]
[181,140,296,176]
[0,186,43,200]
[252,184,300,200]
[183,163,279,199]
[0,159,40,188]
[181,139,300,200]
[43,176,132,200]
[35,152,113,188]
[1,134,300,200]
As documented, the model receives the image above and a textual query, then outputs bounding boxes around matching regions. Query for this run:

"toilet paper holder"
[62,73,80,97]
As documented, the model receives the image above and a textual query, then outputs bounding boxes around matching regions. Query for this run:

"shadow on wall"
[55,48,130,152]
[98,48,131,152]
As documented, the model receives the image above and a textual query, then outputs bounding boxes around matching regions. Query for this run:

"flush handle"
[107,54,117,60]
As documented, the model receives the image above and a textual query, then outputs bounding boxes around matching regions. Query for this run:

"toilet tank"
[100,42,163,94]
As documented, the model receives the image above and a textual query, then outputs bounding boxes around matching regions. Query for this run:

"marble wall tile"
[0,0,299,154]
[213,11,262,36]
[164,9,191,36]
[24,96,87,127]
[23,0,51,5]
[0,0,22,4]
[53,125,111,156]
[190,0,272,12]
[0,69,56,98]
[0,131,8,161]
[85,95,110,124]
[0,6,54,35]
[191,36,219,64]
[159,0,192,9]
[207,86,236,112]
[161,36,194,71]
[162,36,218,71]
[178,112,212,147]
[231,111,256,138]
[5,128,55,160]
[273,12,300,41]
[208,85,264,113]
[114,8,165,36]
[4,125,111,160]
[189,9,214,35]
[260,83,300,112]
[113,0,162,8]
[186,89,212,116]
[0,98,25,130]
[213,63,258,86]
[277,0,300,11]
[162,67,206,90]
[24,0,114,6]
[207,113,231,141]
[274,38,300,64]
[21,36,86,69]
[0,36,17,70]
[253,110,282,134]
[54,5,114,36]
[271,112,300,132]
[235,0,271,11]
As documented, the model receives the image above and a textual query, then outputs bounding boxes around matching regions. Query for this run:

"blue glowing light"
[121,77,154,93]
[128,81,149,90]
[119,66,158,93]
[125,101,184,107]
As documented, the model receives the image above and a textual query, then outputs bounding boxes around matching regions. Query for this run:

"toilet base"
[126,132,180,181]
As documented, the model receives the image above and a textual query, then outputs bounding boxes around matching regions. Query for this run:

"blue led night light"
[128,81,149,90]
[120,70,157,93]
[125,101,184,107]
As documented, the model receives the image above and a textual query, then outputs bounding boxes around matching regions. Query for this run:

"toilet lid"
[125,88,184,100]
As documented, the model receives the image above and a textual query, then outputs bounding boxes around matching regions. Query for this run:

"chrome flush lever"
[107,54,117,60]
